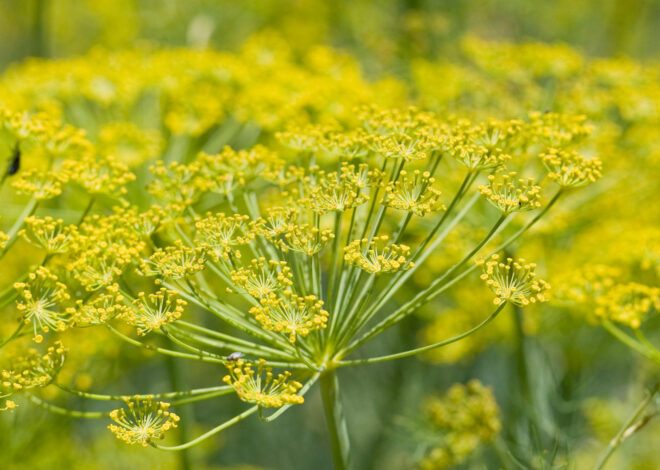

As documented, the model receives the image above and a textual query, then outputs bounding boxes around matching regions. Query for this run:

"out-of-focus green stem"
[320,370,351,470]
[593,382,660,470]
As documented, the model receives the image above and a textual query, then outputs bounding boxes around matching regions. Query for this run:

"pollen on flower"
[222,359,304,408]
[478,172,542,214]
[478,254,550,306]
[108,396,180,446]
[344,236,414,275]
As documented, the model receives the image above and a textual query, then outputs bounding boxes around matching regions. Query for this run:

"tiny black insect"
[227,352,245,361]
[7,144,20,176]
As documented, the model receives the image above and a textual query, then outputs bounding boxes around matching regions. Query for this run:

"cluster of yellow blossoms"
[419,380,501,470]
[0,33,606,461]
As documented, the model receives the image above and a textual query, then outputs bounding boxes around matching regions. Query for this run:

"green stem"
[0,323,24,348]
[0,197,38,259]
[601,321,660,363]
[28,395,107,418]
[338,303,506,366]
[319,370,351,470]
[154,406,258,451]
[593,383,660,470]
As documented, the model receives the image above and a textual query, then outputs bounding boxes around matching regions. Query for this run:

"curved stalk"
[28,395,107,418]
[154,405,258,451]
[338,302,506,366]
[593,382,660,470]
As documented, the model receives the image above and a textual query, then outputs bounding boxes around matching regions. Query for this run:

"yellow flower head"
[11,169,67,201]
[540,148,603,188]
[14,267,70,340]
[122,288,186,336]
[222,359,304,408]
[249,291,328,343]
[20,216,77,253]
[108,396,180,446]
[1,341,66,395]
[195,213,253,262]
[382,169,445,217]
[479,172,542,214]
[594,282,660,329]
[231,258,293,300]
[139,241,206,280]
[478,254,550,306]
[344,236,414,275]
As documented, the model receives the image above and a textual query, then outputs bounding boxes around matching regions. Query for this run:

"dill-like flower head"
[68,289,128,327]
[11,169,67,200]
[1,341,66,396]
[540,148,603,187]
[300,163,372,214]
[230,258,293,300]
[222,359,304,408]
[14,267,71,342]
[108,396,180,446]
[594,282,660,329]
[139,241,206,280]
[478,254,550,306]
[479,172,542,214]
[19,216,77,253]
[121,288,187,336]
[278,224,335,256]
[0,231,8,249]
[420,380,501,470]
[382,169,446,216]
[344,236,414,275]
[64,155,135,197]
[249,291,328,343]
[195,213,253,262]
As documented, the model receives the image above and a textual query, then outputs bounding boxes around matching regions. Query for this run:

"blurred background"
[2,0,660,71]
[1,1,660,469]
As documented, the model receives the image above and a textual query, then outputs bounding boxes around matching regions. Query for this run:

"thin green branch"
[338,302,506,366]
[153,405,258,451]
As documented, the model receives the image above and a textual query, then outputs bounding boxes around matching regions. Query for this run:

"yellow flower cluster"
[122,289,187,336]
[222,359,304,408]
[1,341,66,404]
[14,267,71,342]
[139,241,206,280]
[478,172,542,214]
[344,236,413,275]
[420,380,501,470]
[19,216,77,254]
[478,254,550,306]
[382,170,445,216]
[109,396,180,446]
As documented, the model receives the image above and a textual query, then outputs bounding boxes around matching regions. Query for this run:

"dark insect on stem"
[7,144,21,176]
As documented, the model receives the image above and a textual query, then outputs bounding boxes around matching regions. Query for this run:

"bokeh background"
[1,1,660,469]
